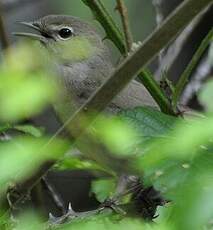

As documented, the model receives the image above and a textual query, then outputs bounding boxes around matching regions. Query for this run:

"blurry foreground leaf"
[15,212,44,230]
[55,155,106,172]
[59,214,170,230]
[91,178,116,202]
[0,71,56,122]
[13,124,44,137]
[0,124,43,137]
[0,42,57,122]
[91,115,139,156]
[133,115,213,198]
[0,136,70,193]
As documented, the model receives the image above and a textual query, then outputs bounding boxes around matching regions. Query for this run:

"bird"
[13,14,158,216]
[14,14,157,124]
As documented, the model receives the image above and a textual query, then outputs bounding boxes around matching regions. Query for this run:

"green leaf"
[91,115,140,156]
[91,178,116,202]
[0,123,44,137]
[0,123,11,133]
[119,106,178,139]
[0,136,70,193]
[55,156,106,172]
[13,125,44,137]
[60,215,170,230]
[0,43,58,122]
[15,212,43,230]
[0,72,56,122]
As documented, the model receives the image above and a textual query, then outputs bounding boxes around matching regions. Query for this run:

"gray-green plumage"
[15,15,157,121]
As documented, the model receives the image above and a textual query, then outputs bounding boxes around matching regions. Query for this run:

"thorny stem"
[115,0,133,52]
[42,176,66,215]
[172,28,213,110]
[48,202,114,227]
[82,0,126,54]
[81,0,175,115]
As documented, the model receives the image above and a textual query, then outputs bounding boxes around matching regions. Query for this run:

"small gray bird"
[15,15,157,122]
[14,15,159,215]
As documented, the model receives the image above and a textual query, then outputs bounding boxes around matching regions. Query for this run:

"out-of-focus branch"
[115,0,133,52]
[181,56,212,104]
[172,28,213,109]
[0,4,9,49]
[42,176,66,215]
[154,4,210,80]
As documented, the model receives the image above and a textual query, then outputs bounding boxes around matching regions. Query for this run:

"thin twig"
[42,176,66,215]
[0,4,9,49]
[172,28,213,109]
[81,0,175,115]
[115,0,133,52]
[48,202,114,227]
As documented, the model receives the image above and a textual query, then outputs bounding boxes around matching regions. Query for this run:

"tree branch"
[81,0,175,115]
[115,0,133,52]
[172,28,213,109]
[42,176,66,215]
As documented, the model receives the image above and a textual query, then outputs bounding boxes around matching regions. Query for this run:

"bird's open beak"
[13,21,47,44]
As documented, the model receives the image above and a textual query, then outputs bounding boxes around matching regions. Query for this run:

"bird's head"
[14,15,104,63]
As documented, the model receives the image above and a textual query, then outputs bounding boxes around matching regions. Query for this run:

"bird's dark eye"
[58,28,73,39]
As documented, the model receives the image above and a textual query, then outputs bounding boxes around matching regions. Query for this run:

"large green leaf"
[119,106,178,139]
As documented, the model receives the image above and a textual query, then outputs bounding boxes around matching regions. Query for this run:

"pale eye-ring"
[58,28,73,39]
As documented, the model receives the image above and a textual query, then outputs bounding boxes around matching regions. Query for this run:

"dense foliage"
[0,0,212,229]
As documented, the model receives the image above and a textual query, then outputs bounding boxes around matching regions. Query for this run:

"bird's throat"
[51,36,97,63]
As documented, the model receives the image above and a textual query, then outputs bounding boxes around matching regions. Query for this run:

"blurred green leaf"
[0,123,44,137]
[59,215,171,230]
[0,71,56,122]
[91,115,139,156]
[0,136,70,193]
[91,178,116,202]
[199,80,213,112]
[132,114,213,200]
[136,116,213,172]
[0,123,11,133]
[13,124,44,137]
[169,170,213,230]
[0,42,57,122]
[14,212,44,230]
[55,155,106,172]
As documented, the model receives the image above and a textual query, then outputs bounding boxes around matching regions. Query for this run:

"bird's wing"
[112,80,158,110]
